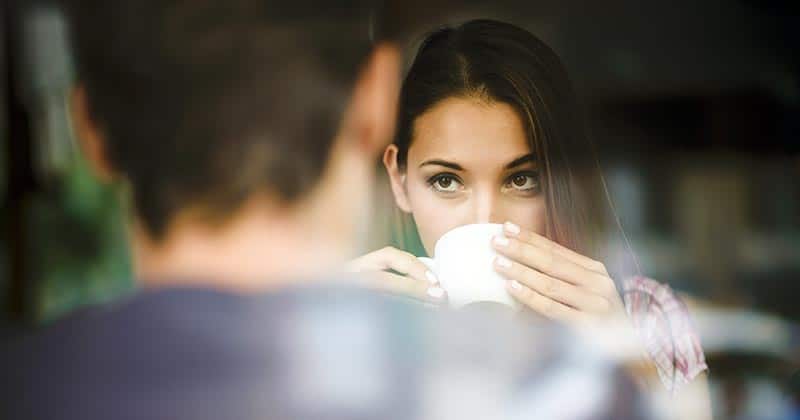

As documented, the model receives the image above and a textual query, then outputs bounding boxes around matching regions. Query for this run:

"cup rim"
[433,222,504,259]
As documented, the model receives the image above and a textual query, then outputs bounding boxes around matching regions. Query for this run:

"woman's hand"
[346,246,446,304]
[492,222,625,324]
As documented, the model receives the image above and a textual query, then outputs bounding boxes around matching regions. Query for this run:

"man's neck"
[131,198,349,293]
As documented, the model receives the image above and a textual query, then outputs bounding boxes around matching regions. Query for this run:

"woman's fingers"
[492,223,623,317]
[347,246,438,285]
[503,222,608,275]
[492,234,600,288]
[346,246,445,303]
[358,271,446,303]
[492,235,614,296]
[505,279,588,324]
[494,255,611,314]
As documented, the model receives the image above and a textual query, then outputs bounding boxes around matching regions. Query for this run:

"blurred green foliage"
[28,153,132,323]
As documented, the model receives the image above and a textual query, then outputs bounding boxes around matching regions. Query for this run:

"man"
[0,1,649,419]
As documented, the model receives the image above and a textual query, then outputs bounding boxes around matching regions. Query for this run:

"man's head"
[63,0,400,284]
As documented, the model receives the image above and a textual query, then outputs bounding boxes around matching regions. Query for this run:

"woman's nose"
[473,190,505,225]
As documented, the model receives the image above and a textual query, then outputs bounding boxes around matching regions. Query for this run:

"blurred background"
[2,0,799,418]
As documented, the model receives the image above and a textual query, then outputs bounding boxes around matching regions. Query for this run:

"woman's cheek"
[406,186,463,255]
[506,196,547,235]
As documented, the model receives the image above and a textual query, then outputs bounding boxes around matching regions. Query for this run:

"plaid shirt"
[623,276,708,393]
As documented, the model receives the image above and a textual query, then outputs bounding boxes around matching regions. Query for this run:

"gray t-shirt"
[0,283,650,420]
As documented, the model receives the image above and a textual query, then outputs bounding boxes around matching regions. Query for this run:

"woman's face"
[386,97,546,256]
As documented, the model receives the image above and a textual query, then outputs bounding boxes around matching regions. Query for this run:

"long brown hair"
[392,19,639,281]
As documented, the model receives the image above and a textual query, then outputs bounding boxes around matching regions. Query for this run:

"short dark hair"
[62,0,377,238]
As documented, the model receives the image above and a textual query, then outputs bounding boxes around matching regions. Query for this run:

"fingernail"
[509,280,522,290]
[493,235,509,247]
[427,286,445,300]
[425,270,439,285]
[495,255,512,268]
[504,222,520,236]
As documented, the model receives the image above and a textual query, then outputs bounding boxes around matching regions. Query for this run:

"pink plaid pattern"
[623,276,708,393]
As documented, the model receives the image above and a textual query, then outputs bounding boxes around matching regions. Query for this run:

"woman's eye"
[504,172,540,193]
[428,174,463,193]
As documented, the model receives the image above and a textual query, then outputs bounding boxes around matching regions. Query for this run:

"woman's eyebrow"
[504,154,536,169]
[418,159,464,170]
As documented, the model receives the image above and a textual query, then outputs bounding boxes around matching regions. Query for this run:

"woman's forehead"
[409,97,532,167]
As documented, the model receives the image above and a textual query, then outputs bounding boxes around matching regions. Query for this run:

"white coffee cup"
[418,223,518,309]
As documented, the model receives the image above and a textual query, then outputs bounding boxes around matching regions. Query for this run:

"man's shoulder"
[2,283,421,362]
[0,283,430,419]
[0,283,649,419]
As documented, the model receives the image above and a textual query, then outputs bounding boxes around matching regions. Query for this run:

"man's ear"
[383,144,412,213]
[340,43,401,155]
[70,85,115,182]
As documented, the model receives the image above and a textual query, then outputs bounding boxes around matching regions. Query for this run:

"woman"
[348,19,708,402]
